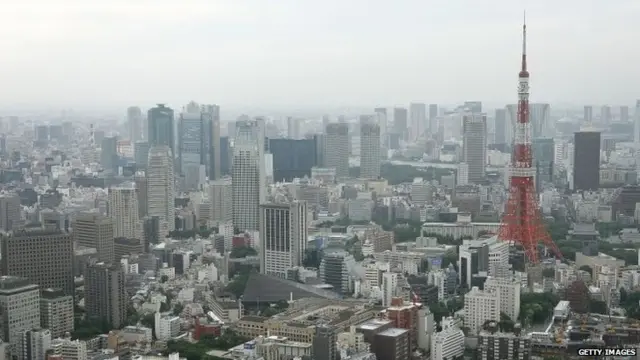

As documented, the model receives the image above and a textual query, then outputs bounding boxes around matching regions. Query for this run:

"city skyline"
[0,0,638,109]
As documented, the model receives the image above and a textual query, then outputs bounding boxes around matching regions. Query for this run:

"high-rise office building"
[134,141,149,169]
[108,183,141,239]
[393,107,408,140]
[573,131,601,191]
[462,114,487,183]
[532,138,555,191]
[286,116,301,140]
[178,112,205,178]
[601,105,612,124]
[100,136,118,174]
[374,108,387,148]
[147,146,175,235]
[634,100,640,145]
[134,173,148,218]
[1,230,74,296]
[84,263,126,329]
[269,138,317,182]
[324,123,349,178]
[428,104,438,134]
[464,286,499,336]
[208,177,232,223]
[584,105,593,124]
[409,103,427,141]
[0,277,40,359]
[232,119,265,231]
[0,194,23,232]
[360,119,381,180]
[464,101,482,113]
[74,212,115,264]
[208,105,222,180]
[40,288,74,339]
[259,201,308,277]
[127,106,143,142]
[219,136,231,177]
[147,104,175,156]
[494,108,507,145]
[484,277,521,321]
[529,103,551,138]
[319,251,354,295]
[621,105,629,123]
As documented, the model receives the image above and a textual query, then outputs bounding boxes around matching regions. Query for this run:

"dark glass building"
[532,138,554,192]
[147,104,175,156]
[269,138,317,182]
[573,131,601,191]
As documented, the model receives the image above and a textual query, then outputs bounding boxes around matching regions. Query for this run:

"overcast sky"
[0,0,638,110]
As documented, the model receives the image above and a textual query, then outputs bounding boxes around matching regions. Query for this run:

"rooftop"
[378,328,408,337]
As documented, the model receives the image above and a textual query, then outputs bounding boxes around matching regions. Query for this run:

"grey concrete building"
[40,288,74,339]
[1,230,74,296]
[0,276,40,360]
[74,212,114,264]
[84,263,127,329]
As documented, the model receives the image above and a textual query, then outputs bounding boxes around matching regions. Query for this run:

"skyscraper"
[108,182,141,239]
[601,105,612,124]
[573,131,601,191]
[429,104,439,134]
[494,108,507,145]
[0,194,23,232]
[529,103,551,138]
[147,146,175,235]
[259,201,308,277]
[462,114,487,183]
[208,177,232,223]
[208,105,222,180]
[621,105,629,123]
[147,104,175,156]
[1,230,74,296]
[84,263,126,329]
[393,107,408,140]
[360,118,381,180]
[374,108,387,148]
[134,141,149,169]
[178,112,205,177]
[324,123,349,178]
[634,100,640,145]
[584,105,593,124]
[100,136,118,174]
[127,106,143,142]
[409,103,427,141]
[269,138,317,182]
[232,119,265,231]
[287,116,301,139]
[74,212,115,264]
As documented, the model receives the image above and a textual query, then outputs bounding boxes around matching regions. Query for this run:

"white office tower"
[232,119,265,231]
[484,276,521,320]
[635,100,640,146]
[259,201,308,277]
[410,103,427,142]
[208,177,233,223]
[324,123,350,178]
[147,145,175,235]
[431,317,465,360]
[382,271,398,307]
[108,182,141,239]
[22,328,51,360]
[464,286,500,336]
[359,118,381,179]
[457,163,469,186]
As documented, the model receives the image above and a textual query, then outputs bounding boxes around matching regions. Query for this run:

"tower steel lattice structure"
[497,19,563,264]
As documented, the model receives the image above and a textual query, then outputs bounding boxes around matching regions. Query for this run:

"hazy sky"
[0,0,638,109]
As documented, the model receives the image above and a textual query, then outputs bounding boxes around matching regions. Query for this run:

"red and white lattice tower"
[497,18,563,264]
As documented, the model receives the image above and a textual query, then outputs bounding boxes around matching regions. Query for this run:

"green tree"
[173,303,185,316]
[160,275,169,283]
[230,245,258,258]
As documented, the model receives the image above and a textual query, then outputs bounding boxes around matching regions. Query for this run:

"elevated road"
[384,159,506,172]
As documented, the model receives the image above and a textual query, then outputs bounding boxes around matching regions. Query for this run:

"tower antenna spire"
[521,10,527,72]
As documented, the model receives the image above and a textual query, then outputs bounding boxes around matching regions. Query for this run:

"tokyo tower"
[497,18,563,264]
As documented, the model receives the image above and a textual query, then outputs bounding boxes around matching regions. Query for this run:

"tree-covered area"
[230,245,257,259]
[225,267,253,299]
[349,163,454,185]
[165,330,250,360]
[259,300,290,317]
[618,289,640,319]
[71,317,112,340]
[429,296,465,324]
[518,292,560,326]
